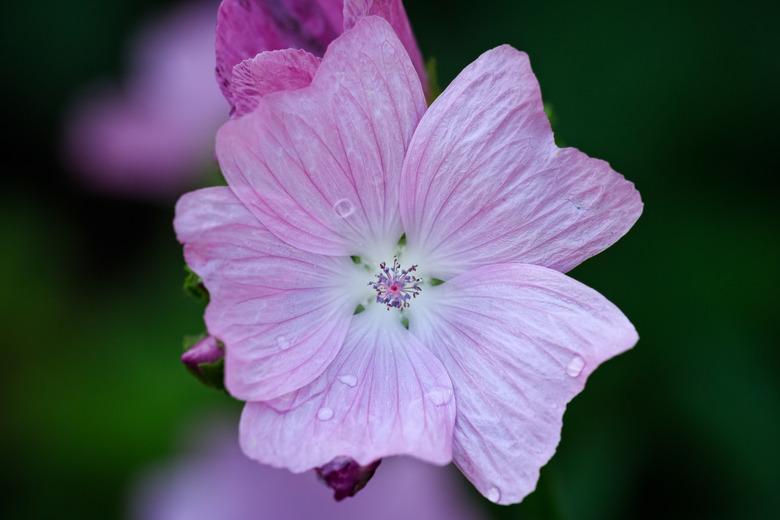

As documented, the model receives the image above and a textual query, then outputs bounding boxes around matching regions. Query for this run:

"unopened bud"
[181,335,224,390]
[316,457,382,501]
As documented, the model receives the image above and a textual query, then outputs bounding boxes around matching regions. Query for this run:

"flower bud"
[181,335,224,390]
[315,457,382,501]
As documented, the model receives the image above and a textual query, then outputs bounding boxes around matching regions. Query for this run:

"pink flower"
[64,2,228,198]
[174,17,643,505]
[215,0,427,116]
[131,418,485,519]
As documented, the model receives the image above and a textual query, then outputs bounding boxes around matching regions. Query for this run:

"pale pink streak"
[65,1,228,198]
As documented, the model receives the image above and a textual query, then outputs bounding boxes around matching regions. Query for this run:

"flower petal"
[239,308,455,472]
[343,0,427,93]
[410,263,638,504]
[400,45,642,277]
[217,16,426,256]
[174,187,356,401]
[215,0,343,108]
[230,48,320,117]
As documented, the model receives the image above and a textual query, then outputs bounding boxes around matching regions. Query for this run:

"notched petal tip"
[316,457,382,501]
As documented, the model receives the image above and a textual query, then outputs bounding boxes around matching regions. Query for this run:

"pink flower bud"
[316,457,382,501]
[181,336,225,389]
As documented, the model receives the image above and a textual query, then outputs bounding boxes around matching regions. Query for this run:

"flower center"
[369,257,422,310]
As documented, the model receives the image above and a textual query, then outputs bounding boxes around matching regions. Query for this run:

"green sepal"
[183,265,209,303]
[543,102,566,147]
[182,333,206,352]
[430,278,445,286]
[544,102,557,128]
[185,357,225,391]
[425,58,443,104]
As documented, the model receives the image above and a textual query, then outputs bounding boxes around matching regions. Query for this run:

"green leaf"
[430,278,445,286]
[351,255,362,264]
[354,304,366,315]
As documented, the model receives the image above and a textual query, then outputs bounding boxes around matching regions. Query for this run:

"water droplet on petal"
[427,386,452,406]
[276,336,291,351]
[486,486,501,503]
[338,374,358,387]
[333,198,355,218]
[317,407,334,421]
[566,355,585,377]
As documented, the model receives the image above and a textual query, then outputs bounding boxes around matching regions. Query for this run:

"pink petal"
[400,46,642,277]
[230,48,321,117]
[239,310,455,472]
[174,187,356,401]
[215,0,343,107]
[216,16,426,256]
[410,263,638,504]
[343,0,428,94]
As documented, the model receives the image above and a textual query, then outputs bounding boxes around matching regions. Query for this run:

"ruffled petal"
[400,45,642,277]
[215,0,343,107]
[217,16,426,256]
[239,308,456,472]
[410,263,638,504]
[230,48,320,117]
[343,0,427,93]
[174,187,356,401]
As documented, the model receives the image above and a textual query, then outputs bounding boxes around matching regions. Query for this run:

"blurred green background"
[2,0,778,518]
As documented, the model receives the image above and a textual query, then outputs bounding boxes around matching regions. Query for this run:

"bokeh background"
[2,0,779,518]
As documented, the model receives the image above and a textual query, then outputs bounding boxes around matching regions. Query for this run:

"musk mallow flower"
[215,0,427,116]
[174,17,643,505]
[65,1,228,197]
[130,418,485,520]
